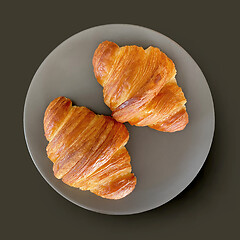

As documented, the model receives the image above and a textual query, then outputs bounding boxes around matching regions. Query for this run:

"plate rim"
[23,23,215,215]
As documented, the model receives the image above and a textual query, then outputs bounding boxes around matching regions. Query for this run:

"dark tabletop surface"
[2,1,239,239]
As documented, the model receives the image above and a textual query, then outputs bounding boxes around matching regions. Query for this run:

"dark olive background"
[2,0,239,239]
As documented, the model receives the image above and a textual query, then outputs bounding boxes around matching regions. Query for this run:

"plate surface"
[24,24,215,215]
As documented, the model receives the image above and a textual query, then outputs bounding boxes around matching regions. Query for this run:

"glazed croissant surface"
[93,41,189,132]
[44,96,136,199]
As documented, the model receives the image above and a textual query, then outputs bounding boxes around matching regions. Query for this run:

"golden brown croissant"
[93,41,189,132]
[44,96,136,199]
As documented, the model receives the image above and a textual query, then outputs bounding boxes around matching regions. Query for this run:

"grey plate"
[24,24,215,215]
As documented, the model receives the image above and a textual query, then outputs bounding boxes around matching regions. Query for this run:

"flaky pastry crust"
[44,97,136,199]
[93,41,188,132]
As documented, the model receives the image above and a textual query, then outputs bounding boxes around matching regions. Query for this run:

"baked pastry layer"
[44,96,136,199]
[93,41,188,132]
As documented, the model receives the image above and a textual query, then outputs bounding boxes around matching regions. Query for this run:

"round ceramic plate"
[24,24,215,215]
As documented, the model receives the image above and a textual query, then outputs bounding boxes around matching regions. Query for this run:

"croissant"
[44,96,136,199]
[93,41,189,132]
